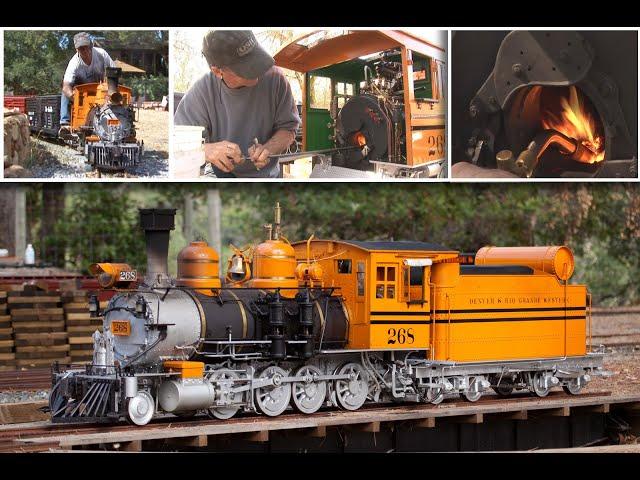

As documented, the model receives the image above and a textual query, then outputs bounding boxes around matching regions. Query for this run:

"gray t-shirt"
[174,66,300,178]
[63,47,115,85]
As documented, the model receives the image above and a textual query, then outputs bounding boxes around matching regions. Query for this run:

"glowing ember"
[541,86,605,163]
[352,132,367,147]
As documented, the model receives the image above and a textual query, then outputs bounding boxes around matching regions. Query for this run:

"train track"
[0,369,51,391]
[0,389,627,452]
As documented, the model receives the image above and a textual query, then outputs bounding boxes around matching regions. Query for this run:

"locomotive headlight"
[135,295,146,316]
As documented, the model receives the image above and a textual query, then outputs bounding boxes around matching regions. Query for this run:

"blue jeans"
[60,94,71,124]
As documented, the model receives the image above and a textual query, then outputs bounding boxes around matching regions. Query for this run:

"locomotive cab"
[274,30,447,178]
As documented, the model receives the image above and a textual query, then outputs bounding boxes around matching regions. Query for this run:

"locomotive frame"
[273,30,447,178]
[49,206,607,426]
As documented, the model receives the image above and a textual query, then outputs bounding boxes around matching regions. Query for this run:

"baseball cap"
[202,30,275,79]
[74,32,92,49]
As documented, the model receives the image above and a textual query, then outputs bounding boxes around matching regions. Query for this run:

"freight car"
[273,30,447,178]
[4,95,32,114]
[22,67,142,171]
[49,205,606,425]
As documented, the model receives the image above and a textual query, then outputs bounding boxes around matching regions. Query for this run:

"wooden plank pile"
[0,290,12,371]
[62,290,102,364]
[8,285,69,368]
[0,284,103,370]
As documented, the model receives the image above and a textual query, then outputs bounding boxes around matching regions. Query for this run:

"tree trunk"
[40,184,65,265]
[183,192,194,243]
[0,186,17,257]
[207,189,222,255]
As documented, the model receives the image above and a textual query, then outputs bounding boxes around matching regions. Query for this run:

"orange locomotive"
[49,204,605,425]
[26,67,142,171]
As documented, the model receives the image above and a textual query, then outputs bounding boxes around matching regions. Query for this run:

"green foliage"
[4,31,74,94]
[22,182,640,306]
[126,75,168,101]
[43,184,147,273]
[101,31,167,49]
[4,30,167,95]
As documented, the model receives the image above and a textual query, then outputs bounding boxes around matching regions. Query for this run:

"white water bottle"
[24,244,35,265]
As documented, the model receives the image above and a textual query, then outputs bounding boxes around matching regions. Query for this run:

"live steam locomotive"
[49,205,606,425]
[17,67,142,171]
[274,30,447,178]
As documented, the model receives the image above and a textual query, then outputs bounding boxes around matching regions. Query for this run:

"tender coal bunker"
[505,85,606,177]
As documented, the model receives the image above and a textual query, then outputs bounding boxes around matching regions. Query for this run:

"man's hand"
[248,142,272,170]
[203,141,242,173]
[247,130,295,170]
[62,82,74,99]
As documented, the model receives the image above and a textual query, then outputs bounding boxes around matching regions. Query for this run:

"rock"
[4,165,32,178]
[3,110,30,166]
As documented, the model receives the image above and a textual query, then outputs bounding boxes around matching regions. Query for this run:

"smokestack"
[139,208,176,287]
[106,67,123,104]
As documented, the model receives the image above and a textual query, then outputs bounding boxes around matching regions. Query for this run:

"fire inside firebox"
[505,85,606,176]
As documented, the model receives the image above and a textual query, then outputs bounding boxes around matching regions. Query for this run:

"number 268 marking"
[387,327,415,345]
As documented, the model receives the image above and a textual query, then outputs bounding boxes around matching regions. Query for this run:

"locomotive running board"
[411,353,606,379]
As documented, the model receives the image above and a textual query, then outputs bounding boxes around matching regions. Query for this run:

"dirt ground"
[586,310,640,397]
[16,109,169,179]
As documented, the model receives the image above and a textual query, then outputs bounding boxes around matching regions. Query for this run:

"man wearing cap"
[59,32,116,133]
[174,30,300,178]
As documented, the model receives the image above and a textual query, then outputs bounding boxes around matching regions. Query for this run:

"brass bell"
[229,255,246,275]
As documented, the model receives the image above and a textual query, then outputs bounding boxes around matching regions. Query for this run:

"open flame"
[541,86,605,164]
[352,131,367,147]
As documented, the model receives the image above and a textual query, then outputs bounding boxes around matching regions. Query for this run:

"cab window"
[336,259,352,274]
[309,75,332,110]
[375,265,396,299]
[357,261,365,297]
[403,265,427,303]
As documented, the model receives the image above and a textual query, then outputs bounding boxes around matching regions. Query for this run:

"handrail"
[587,290,593,353]
[446,293,451,361]
[429,282,436,361]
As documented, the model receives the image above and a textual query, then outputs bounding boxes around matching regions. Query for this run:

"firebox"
[452,31,637,178]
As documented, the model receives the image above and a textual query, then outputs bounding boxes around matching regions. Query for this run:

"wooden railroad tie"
[346,421,381,433]
[14,332,68,347]
[412,417,436,429]
[0,328,13,340]
[12,321,65,333]
[299,425,327,437]
[533,406,571,418]
[447,413,484,424]
[575,404,610,414]
[242,430,269,443]
[486,410,528,421]
[165,435,208,448]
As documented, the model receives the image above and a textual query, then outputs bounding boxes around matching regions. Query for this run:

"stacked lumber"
[62,290,102,364]
[0,284,107,369]
[8,286,70,367]
[0,291,13,371]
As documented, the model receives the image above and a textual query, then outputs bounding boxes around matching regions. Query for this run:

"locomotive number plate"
[107,119,121,126]
[111,320,131,336]
[118,270,137,282]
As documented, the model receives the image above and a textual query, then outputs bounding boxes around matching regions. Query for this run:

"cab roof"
[292,239,458,255]
[274,30,446,73]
